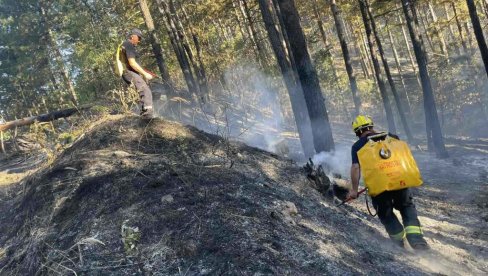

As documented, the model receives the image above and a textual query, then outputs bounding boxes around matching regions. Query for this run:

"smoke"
[312,144,351,178]
[157,64,287,154]
[222,64,284,153]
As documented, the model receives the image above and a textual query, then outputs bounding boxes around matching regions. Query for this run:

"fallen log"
[0,105,93,132]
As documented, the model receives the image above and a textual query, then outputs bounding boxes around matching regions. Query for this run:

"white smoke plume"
[312,144,352,178]
[217,64,285,152]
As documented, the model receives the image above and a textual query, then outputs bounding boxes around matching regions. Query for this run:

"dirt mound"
[0,115,483,275]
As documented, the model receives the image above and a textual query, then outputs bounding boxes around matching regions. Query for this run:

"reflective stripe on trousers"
[389,229,406,241]
[405,225,423,235]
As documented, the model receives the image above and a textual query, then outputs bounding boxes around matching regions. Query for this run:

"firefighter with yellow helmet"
[349,115,429,250]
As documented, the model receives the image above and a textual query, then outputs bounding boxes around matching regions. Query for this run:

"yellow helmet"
[352,115,374,132]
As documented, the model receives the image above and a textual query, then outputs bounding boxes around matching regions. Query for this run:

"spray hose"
[364,190,377,217]
[336,188,367,207]
[336,187,377,217]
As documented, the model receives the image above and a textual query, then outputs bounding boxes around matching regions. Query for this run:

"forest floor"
[0,114,486,275]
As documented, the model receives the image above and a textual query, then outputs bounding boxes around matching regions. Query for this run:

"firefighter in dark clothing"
[119,28,154,118]
[348,115,429,250]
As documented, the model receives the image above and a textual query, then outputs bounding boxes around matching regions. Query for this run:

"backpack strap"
[115,42,126,77]
[367,132,388,140]
[116,42,123,62]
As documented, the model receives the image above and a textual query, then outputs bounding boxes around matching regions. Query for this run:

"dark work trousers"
[371,188,424,243]
[122,71,153,110]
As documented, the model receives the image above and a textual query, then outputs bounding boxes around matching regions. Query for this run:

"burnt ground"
[0,114,487,275]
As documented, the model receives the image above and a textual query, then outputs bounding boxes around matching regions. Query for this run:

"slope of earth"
[0,115,486,275]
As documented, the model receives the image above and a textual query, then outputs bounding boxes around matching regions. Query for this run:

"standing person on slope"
[117,28,154,118]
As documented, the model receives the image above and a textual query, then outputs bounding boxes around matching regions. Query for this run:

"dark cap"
[130,28,143,39]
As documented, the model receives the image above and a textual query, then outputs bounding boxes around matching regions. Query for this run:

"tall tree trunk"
[387,21,412,114]
[365,0,413,143]
[401,0,448,158]
[181,5,209,101]
[359,29,375,81]
[216,18,232,41]
[272,0,298,77]
[311,2,350,118]
[17,82,35,117]
[49,68,60,91]
[169,0,208,102]
[443,3,462,56]
[78,0,116,84]
[452,2,469,53]
[231,0,248,41]
[466,0,488,78]
[312,0,328,50]
[464,21,475,52]
[358,0,396,133]
[139,0,173,92]
[484,0,488,18]
[348,22,371,78]
[418,5,435,55]
[258,0,315,158]
[157,0,199,98]
[276,0,335,152]
[408,1,434,150]
[341,17,353,43]
[427,2,449,60]
[398,9,422,88]
[330,0,361,116]
[312,0,347,117]
[239,0,268,66]
[39,0,78,106]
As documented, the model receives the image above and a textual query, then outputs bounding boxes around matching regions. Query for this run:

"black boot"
[407,234,429,250]
[391,238,405,248]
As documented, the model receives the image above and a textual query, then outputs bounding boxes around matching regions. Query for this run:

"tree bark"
[0,105,93,132]
[359,29,375,80]
[397,10,422,88]
[258,0,315,158]
[418,5,435,55]
[330,0,361,116]
[272,0,298,78]
[484,0,488,18]
[276,0,335,152]
[358,0,396,133]
[466,0,488,78]
[231,0,249,41]
[239,0,268,66]
[181,5,209,101]
[139,0,173,92]
[312,1,328,49]
[347,22,371,78]
[444,3,462,56]
[427,2,449,60]
[169,0,208,101]
[311,0,346,115]
[365,0,413,143]
[452,2,469,53]
[39,0,78,106]
[401,0,448,158]
[157,0,200,99]
[387,21,412,114]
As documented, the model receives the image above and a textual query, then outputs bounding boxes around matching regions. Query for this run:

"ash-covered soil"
[0,115,486,275]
